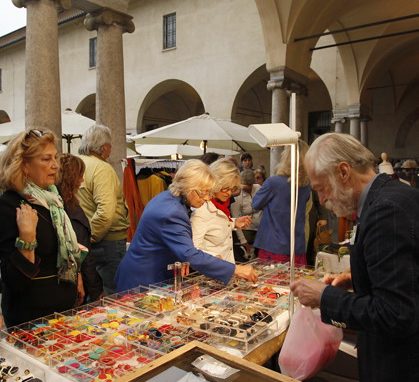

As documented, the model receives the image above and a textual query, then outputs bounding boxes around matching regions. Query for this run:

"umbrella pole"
[62,135,72,153]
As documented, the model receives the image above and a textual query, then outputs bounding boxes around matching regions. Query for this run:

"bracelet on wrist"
[15,237,38,251]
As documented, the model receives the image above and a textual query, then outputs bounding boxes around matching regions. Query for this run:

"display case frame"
[115,340,298,382]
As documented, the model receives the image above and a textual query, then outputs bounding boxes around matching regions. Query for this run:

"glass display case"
[0,260,318,381]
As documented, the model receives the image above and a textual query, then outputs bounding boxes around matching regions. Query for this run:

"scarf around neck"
[23,182,81,284]
[211,197,232,221]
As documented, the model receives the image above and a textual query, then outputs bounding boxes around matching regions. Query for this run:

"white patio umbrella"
[134,143,239,158]
[130,114,263,153]
[0,110,95,152]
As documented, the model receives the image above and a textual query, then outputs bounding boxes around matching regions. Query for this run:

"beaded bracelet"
[15,237,38,251]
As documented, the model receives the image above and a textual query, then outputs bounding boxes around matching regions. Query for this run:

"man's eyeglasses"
[25,129,45,139]
[219,186,240,194]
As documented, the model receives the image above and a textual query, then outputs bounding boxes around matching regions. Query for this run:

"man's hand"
[290,279,327,309]
[234,264,258,283]
[323,271,352,289]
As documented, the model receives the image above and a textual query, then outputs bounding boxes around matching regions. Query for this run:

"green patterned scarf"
[23,182,81,285]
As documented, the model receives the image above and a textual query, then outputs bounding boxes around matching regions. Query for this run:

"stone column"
[267,77,289,175]
[360,118,369,147]
[331,118,345,133]
[348,104,366,141]
[349,117,360,140]
[85,10,134,179]
[295,91,308,141]
[332,109,348,134]
[13,0,70,137]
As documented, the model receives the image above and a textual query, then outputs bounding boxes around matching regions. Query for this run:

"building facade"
[0,0,418,172]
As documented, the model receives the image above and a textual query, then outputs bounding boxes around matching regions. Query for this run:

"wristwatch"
[15,237,38,251]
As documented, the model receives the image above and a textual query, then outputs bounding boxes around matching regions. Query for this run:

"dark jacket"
[320,174,419,382]
[0,190,77,327]
[65,204,91,250]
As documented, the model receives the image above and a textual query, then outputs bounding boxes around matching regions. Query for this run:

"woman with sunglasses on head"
[191,158,252,264]
[115,159,257,291]
[0,129,82,327]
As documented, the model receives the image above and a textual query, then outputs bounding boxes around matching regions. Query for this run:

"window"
[89,37,97,68]
[308,110,332,144]
[163,13,176,49]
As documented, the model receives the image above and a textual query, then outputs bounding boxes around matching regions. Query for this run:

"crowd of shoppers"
[1,125,418,382]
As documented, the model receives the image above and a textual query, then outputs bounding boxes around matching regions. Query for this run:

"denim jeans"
[91,239,126,295]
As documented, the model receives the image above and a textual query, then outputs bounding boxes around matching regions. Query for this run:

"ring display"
[0,259,304,380]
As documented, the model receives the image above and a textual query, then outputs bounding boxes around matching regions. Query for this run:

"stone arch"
[0,110,11,124]
[137,80,205,133]
[76,94,96,121]
[395,106,419,149]
[231,64,270,127]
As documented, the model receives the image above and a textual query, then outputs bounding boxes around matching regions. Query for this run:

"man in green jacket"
[78,124,129,295]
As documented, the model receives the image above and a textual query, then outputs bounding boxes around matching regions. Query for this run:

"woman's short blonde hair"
[210,158,241,191]
[0,129,57,192]
[275,139,310,186]
[169,159,215,197]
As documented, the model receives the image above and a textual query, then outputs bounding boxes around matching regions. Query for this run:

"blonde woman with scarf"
[0,129,83,327]
[191,158,252,263]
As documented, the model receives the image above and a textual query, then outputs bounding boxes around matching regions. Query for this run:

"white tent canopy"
[135,143,239,158]
[130,114,263,152]
[0,110,95,148]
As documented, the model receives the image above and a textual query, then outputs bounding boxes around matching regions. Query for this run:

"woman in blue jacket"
[115,160,257,291]
[253,140,311,265]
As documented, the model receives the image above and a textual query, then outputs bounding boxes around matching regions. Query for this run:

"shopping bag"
[278,306,343,380]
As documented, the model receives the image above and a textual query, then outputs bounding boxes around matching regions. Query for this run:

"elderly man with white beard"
[290,133,419,382]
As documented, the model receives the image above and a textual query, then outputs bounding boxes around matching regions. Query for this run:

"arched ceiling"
[361,43,419,110]
[255,0,419,103]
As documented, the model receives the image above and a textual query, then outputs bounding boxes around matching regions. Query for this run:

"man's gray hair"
[240,169,255,185]
[78,124,112,156]
[306,133,376,177]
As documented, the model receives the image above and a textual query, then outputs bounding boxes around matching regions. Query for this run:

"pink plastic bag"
[278,306,343,380]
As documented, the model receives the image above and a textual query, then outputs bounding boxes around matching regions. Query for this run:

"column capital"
[331,117,346,124]
[12,0,71,9]
[268,67,308,95]
[348,103,369,119]
[84,8,135,34]
[332,108,347,123]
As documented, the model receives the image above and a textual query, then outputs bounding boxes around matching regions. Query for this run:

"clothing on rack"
[123,158,144,242]
[135,160,181,206]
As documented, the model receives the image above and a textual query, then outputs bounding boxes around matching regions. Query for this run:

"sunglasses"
[25,129,45,139]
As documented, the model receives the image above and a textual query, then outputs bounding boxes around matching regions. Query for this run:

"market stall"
[0,260,316,382]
